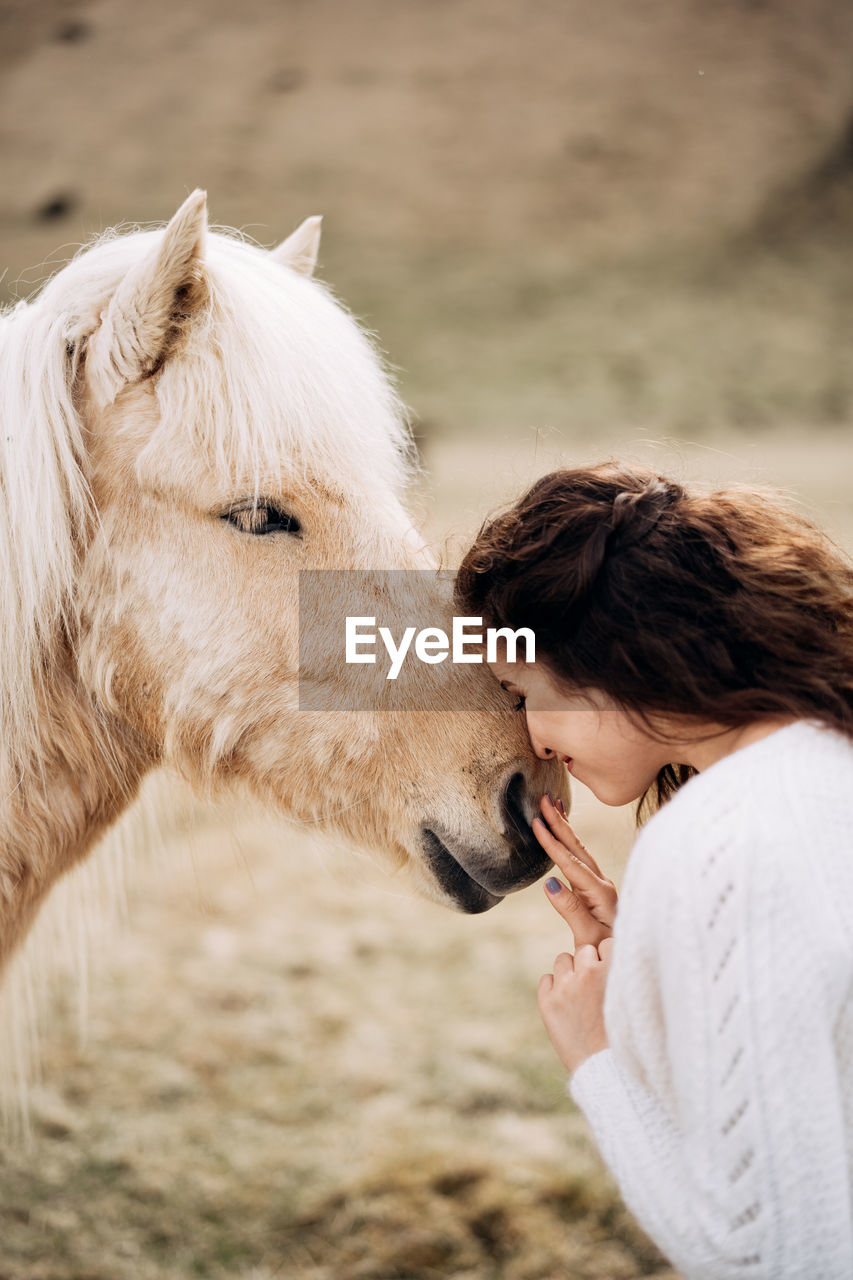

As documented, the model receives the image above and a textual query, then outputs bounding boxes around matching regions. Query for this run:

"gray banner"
[297,569,535,711]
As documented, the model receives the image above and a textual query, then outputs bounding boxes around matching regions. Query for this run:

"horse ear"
[87,189,208,407]
[269,215,322,277]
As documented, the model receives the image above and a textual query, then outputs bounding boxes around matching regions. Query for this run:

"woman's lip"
[562,756,574,773]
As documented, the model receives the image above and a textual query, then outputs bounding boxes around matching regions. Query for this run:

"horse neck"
[0,647,154,970]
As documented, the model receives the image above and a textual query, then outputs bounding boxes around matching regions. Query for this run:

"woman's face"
[488,657,673,807]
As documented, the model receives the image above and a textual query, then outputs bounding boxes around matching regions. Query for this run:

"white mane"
[0,223,414,788]
[0,291,92,789]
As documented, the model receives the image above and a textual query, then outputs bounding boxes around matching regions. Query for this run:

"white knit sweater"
[570,721,853,1280]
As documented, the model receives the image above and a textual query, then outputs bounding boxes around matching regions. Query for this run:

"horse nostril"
[497,770,552,889]
[502,771,530,842]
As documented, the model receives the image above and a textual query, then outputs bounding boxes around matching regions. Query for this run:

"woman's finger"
[573,943,601,973]
[534,811,618,928]
[537,972,555,1001]
[539,795,606,878]
[536,820,605,889]
[544,876,612,949]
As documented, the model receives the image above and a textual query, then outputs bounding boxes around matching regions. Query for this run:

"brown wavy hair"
[455,461,853,816]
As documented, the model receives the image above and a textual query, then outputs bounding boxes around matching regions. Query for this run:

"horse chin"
[420,830,505,914]
[421,814,554,913]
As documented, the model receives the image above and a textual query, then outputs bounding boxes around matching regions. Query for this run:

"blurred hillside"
[3,0,853,435]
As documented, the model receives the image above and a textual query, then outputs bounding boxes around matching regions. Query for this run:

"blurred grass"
[323,224,853,442]
[0,784,674,1280]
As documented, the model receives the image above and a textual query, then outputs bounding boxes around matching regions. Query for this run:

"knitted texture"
[570,721,853,1280]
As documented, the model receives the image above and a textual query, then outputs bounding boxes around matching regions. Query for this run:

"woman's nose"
[526,717,554,760]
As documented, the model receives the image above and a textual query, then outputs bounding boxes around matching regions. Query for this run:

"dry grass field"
[3,2,853,1276]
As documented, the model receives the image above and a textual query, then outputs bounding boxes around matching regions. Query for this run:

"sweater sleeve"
[568,779,853,1280]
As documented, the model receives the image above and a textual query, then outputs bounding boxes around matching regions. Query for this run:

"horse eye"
[223,504,302,536]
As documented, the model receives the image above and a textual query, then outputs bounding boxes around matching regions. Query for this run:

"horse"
[0,190,563,988]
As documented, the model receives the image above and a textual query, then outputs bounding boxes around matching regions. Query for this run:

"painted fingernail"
[546,792,555,807]
[545,877,562,894]
[557,799,566,815]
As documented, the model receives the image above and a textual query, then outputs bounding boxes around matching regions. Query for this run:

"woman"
[455,462,853,1279]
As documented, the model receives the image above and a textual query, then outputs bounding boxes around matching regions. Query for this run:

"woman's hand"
[533,795,618,1073]
[532,794,618,949]
[538,940,612,1073]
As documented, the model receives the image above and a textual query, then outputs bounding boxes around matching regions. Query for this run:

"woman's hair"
[456,461,853,816]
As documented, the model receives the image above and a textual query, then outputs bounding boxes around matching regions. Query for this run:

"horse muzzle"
[421,772,554,913]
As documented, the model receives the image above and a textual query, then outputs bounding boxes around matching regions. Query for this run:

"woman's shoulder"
[622,727,845,875]
[619,722,853,950]
[628,720,853,911]
[657,718,849,813]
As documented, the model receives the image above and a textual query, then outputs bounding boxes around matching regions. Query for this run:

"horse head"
[0,191,564,963]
